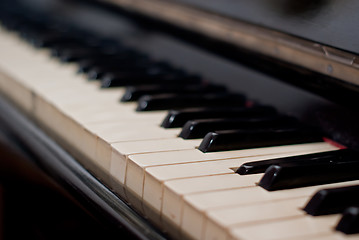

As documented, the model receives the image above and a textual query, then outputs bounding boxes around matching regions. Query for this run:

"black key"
[179,115,298,139]
[60,43,126,63]
[161,106,277,128]
[28,32,66,48]
[89,61,161,80]
[198,127,323,152]
[47,33,95,56]
[336,207,359,234]
[1,17,26,31]
[100,66,188,87]
[136,93,246,111]
[258,158,359,191]
[237,149,351,175]
[79,60,107,74]
[19,26,69,47]
[51,43,86,57]
[93,38,123,51]
[89,60,172,80]
[17,25,49,44]
[79,54,149,74]
[121,83,226,102]
[88,66,119,80]
[102,72,201,88]
[101,71,166,87]
[59,48,100,62]
[77,36,120,50]
[86,58,151,79]
[304,185,359,216]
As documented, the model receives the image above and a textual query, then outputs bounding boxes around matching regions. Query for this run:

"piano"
[1,0,359,239]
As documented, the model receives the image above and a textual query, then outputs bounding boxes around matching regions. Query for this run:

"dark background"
[0,135,135,240]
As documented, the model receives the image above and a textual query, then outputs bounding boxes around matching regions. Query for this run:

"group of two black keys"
[242,148,359,235]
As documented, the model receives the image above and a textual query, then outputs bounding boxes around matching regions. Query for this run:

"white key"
[0,31,76,91]
[159,148,344,237]
[0,34,98,157]
[110,139,202,211]
[124,142,338,215]
[125,144,335,232]
[182,180,359,240]
[285,233,359,240]
[110,138,201,185]
[42,85,124,107]
[95,126,180,173]
[0,69,34,114]
[65,103,166,125]
[229,215,341,240]
[0,28,40,113]
[161,173,262,236]
[204,197,308,240]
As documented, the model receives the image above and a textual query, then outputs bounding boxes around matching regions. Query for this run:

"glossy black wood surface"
[177,0,359,54]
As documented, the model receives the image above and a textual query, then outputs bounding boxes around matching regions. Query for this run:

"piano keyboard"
[1,4,359,240]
